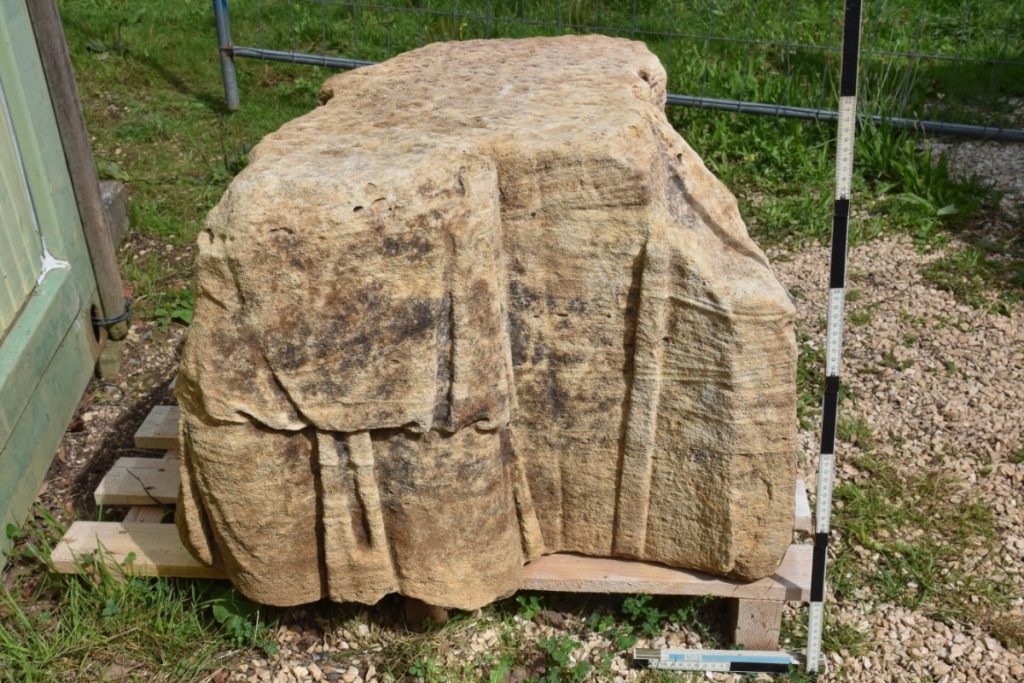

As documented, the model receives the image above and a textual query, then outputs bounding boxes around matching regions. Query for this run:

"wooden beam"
[26,0,126,334]
[794,478,812,533]
[94,458,179,506]
[50,521,224,579]
[123,506,169,523]
[133,406,179,450]
[521,545,810,602]
[730,598,785,650]
[52,518,808,602]
[50,520,809,605]
[99,180,129,246]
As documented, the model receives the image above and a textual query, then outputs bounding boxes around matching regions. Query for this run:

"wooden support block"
[123,506,169,523]
[404,598,451,630]
[522,544,810,602]
[133,406,179,450]
[94,457,179,505]
[794,478,812,534]
[50,521,223,579]
[729,598,784,650]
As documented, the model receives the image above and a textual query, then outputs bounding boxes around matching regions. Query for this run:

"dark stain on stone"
[381,233,434,261]
[467,279,498,338]
[543,366,571,426]
[550,350,584,365]
[394,299,436,338]
[531,334,547,364]
[509,280,540,310]
[432,292,453,429]
[508,312,530,367]
[498,429,516,466]
[690,448,713,464]
[275,341,308,372]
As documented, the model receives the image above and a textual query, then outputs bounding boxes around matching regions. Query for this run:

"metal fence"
[212,0,1024,141]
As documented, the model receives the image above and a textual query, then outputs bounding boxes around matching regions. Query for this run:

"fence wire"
[213,0,1024,140]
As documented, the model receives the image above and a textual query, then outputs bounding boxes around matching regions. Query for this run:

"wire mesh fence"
[213,0,1024,140]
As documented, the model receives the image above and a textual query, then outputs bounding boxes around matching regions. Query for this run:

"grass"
[922,245,1023,316]
[1,507,276,680]
[837,416,874,450]
[2,0,1020,679]
[57,0,1023,323]
[829,451,1016,627]
[57,0,335,321]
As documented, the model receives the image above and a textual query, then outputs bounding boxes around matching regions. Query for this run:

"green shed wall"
[0,0,102,556]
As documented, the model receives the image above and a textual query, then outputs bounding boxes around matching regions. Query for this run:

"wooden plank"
[52,518,808,602]
[123,507,169,523]
[521,545,810,602]
[26,0,125,330]
[102,455,179,471]
[94,458,179,506]
[50,521,224,579]
[794,478,812,533]
[99,181,129,246]
[134,406,179,450]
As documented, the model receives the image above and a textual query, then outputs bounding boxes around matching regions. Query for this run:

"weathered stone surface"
[176,35,797,609]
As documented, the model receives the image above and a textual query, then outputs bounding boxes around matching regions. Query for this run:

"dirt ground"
[25,139,1024,682]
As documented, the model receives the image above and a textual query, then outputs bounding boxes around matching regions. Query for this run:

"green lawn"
[58,0,1022,324]
[1,0,1021,679]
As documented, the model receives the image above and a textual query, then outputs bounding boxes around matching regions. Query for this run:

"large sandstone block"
[176,35,797,609]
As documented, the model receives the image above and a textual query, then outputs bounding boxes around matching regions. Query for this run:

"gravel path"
[771,235,1024,682]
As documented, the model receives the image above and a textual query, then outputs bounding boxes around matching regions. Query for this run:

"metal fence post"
[213,0,240,111]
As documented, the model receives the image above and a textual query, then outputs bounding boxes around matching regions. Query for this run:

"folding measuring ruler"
[632,0,863,676]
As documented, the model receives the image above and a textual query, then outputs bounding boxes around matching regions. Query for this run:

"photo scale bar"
[806,0,862,675]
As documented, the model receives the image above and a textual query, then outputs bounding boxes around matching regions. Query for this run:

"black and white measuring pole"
[806,0,862,674]
[631,1,862,677]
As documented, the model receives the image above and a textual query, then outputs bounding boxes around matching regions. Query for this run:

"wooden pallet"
[53,404,813,649]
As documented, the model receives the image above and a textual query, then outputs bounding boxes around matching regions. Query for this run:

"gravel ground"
[924,139,1024,219]
[771,235,1024,683]
[25,143,1024,683]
